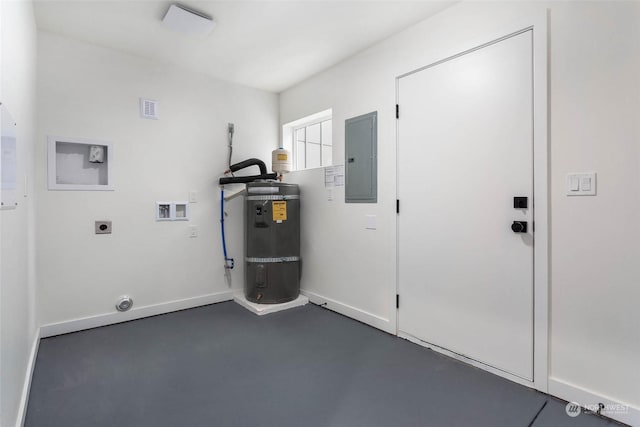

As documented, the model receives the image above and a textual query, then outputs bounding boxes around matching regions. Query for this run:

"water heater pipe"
[220,187,234,270]
[219,158,277,185]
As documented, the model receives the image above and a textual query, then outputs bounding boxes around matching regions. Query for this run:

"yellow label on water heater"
[277,153,288,161]
[272,201,287,221]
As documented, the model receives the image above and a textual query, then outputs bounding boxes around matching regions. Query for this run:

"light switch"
[365,214,377,230]
[567,172,597,196]
[569,177,580,191]
[326,188,334,201]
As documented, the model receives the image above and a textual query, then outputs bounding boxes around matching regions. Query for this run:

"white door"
[397,31,534,380]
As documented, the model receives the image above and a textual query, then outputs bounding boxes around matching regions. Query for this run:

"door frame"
[395,19,548,393]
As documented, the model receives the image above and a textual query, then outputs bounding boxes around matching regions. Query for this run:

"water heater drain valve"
[116,296,133,312]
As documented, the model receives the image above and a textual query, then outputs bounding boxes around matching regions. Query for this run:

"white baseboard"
[398,331,541,391]
[17,329,40,427]
[549,377,639,426]
[40,291,234,338]
[300,289,393,334]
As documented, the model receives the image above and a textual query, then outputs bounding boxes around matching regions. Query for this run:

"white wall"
[0,0,38,426]
[36,32,278,329]
[280,1,640,423]
[548,1,640,419]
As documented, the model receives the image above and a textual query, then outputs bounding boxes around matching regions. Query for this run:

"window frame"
[292,118,332,170]
[282,109,332,171]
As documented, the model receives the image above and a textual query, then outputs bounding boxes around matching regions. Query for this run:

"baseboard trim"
[548,377,639,426]
[300,290,393,334]
[40,291,234,338]
[398,331,542,391]
[17,329,40,427]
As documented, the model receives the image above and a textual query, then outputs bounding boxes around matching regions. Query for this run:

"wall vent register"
[140,98,159,120]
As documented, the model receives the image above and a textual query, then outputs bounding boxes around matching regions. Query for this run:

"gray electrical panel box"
[345,111,377,203]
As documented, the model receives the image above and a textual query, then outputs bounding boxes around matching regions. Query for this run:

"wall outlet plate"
[95,220,112,234]
[566,172,597,196]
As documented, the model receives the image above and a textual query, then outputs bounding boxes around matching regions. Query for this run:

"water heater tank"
[245,182,300,303]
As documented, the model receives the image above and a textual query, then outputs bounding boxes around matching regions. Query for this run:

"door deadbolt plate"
[513,197,528,209]
[511,221,527,233]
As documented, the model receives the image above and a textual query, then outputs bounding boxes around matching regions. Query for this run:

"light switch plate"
[326,188,334,201]
[365,214,377,230]
[566,172,596,196]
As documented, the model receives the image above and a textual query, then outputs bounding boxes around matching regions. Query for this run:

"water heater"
[245,182,300,303]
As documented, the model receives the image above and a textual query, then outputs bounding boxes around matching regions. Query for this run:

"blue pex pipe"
[220,188,234,270]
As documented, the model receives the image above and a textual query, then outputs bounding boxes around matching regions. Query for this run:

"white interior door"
[397,31,534,380]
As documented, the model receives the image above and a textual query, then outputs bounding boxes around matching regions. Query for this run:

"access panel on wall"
[345,111,377,203]
[397,31,534,380]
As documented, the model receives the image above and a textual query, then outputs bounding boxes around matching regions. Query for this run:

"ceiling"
[33,1,455,93]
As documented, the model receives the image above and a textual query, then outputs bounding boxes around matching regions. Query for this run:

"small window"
[282,109,332,171]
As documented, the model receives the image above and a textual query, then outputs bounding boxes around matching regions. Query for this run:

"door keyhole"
[511,221,527,233]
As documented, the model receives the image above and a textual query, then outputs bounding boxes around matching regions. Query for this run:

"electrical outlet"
[189,225,198,238]
[95,220,112,234]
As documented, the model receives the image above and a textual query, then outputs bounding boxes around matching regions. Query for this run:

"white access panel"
[398,31,534,379]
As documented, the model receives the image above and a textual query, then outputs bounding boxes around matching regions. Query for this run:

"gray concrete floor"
[25,302,621,426]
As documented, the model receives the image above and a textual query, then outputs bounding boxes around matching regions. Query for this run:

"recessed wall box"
[156,201,189,221]
[174,203,189,220]
[47,136,113,191]
[156,202,172,221]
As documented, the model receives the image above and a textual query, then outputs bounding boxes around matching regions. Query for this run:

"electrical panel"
[345,111,377,203]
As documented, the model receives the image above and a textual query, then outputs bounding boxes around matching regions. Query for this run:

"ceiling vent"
[162,4,216,37]
[140,98,159,120]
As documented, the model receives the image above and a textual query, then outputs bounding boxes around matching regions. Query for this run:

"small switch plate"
[566,173,597,196]
[365,214,377,230]
[95,220,112,234]
[189,225,198,238]
[189,191,197,203]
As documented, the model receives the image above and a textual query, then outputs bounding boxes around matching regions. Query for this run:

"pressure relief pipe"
[218,158,277,185]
